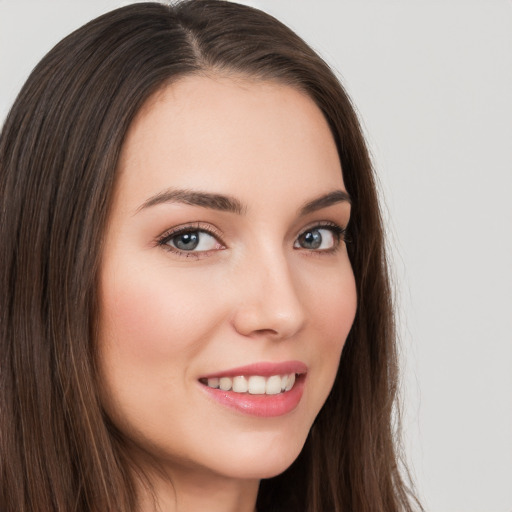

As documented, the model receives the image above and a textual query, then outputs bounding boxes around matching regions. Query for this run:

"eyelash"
[156,221,348,259]
[156,222,225,259]
[294,222,348,257]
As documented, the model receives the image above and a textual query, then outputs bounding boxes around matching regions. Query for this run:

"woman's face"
[98,75,357,482]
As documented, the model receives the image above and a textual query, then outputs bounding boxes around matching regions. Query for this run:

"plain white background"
[1,1,511,511]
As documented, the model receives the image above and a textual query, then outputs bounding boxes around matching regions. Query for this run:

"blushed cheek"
[311,269,357,338]
[311,269,357,386]
[98,268,222,364]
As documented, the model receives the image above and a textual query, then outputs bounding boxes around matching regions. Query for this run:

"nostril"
[252,328,279,336]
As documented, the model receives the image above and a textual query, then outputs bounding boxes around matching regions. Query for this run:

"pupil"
[302,230,322,249]
[175,232,199,250]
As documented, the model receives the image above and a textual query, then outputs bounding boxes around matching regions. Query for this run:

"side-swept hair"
[0,2,420,511]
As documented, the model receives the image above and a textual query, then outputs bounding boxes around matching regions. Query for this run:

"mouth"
[199,373,299,395]
[198,361,307,417]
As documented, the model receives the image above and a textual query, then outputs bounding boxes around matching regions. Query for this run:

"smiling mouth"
[199,373,300,395]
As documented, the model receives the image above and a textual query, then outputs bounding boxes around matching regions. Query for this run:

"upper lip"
[200,360,308,379]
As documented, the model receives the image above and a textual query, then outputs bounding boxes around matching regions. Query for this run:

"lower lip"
[200,375,305,417]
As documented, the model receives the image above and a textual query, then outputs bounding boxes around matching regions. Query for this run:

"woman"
[0,1,421,511]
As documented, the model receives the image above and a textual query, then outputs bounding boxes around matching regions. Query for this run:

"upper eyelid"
[296,220,346,236]
[156,222,225,246]
[296,221,347,242]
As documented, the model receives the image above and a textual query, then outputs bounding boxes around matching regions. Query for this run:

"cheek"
[95,260,229,433]
[302,263,357,396]
[96,261,229,443]
[305,261,357,341]
[98,264,222,363]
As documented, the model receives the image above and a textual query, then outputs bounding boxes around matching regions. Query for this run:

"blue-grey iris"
[174,232,199,250]
[299,230,322,249]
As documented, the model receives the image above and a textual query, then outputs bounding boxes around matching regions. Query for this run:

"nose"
[231,249,306,340]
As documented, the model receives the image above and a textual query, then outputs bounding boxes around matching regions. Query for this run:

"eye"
[294,224,345,251]
[158,226,224,254]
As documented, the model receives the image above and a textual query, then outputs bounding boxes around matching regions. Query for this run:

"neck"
[135,463,259,512]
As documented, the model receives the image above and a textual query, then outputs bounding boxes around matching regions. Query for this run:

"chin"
[207,427,309,481]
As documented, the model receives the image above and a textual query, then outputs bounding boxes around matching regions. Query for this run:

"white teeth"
[232,376,248,393]
[265,375,282,395]
[207,377,220,389]
[219,377,232,391]
[285,373,295,392]
[205,373,297,395]
[248,375,266,394]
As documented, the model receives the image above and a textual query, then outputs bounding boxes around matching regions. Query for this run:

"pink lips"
[200,360,307,379]
[199,360,307,418]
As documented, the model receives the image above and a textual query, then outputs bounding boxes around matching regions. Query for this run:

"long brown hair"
[0,2,421,511]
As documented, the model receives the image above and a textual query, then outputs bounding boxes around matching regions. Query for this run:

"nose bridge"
[232,242,306,339]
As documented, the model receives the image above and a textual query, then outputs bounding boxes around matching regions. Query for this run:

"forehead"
[115,74,345,213]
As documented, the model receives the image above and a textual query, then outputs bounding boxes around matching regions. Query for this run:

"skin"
[97,74,357,512]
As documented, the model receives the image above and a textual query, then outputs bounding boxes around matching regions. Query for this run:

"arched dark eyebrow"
[136,188,246,215]
[299,190,351,215]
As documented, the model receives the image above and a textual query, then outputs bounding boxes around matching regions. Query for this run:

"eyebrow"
[299,189,351,215]
[137,188,246,215]
[136,187,351,216]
